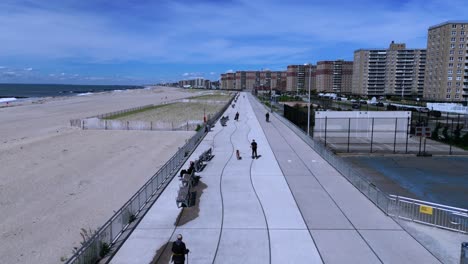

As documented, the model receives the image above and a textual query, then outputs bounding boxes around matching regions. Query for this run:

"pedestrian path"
[110,92,441,264]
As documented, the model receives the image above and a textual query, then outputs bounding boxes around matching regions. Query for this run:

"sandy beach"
[0,87,206,263]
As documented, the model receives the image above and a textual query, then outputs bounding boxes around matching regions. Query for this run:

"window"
[455,94,460,99]
[452,31,457,35]
[451,37,456,42]
[457,63,462,68]
[457,82,461,86]
[459,50,464,55]
[448,70,453,74]
[460,44,465,48]
[450,50,454,55]
[457,69,462,74]
[448,76,453,80]
[446,94,451,99]
[447,82,452,87]
[456,76,462,80]
[450,57,454,61]
[452,24,457,28]
[459,57,464,61]
[462,31,465,36]
[447,88,452,92]
[451,44,455,48]
[449,63,454,67]
[461,37,465,42]
[456,88,461,93]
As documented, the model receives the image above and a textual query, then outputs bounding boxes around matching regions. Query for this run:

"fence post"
[105,120,107,130]
[370,117,374,153]
[150,121,153,131]
[450,118,454,155]
[186,121,189,131]
[406,117,410,153]
[393,118,397,153]
[127,121,129,130]
[324,116,328,147]
[347,118,351,153]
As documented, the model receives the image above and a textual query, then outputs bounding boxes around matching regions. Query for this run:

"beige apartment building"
[424,21,468,102]
[220,73,237,90]
[286,64,316,94]
[221,70,287,91]
[316,60,353,94]
[352,42,426,98]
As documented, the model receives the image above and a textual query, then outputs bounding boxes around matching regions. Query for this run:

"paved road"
[110,92,442,264]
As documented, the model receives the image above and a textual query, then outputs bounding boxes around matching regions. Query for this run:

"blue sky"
[0,0,467,85]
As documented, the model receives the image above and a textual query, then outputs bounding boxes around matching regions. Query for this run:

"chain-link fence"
[274,111,468,234]
[65,94,236,264]
[282,103,468,155]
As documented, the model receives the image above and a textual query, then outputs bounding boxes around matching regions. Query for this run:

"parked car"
[352,103,360,109]
[376,102,384,107]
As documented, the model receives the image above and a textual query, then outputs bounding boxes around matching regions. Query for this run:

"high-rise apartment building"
[286,64,316,94]
[424,21,468,101]
[352,42,426,97]
[316,60,353,94]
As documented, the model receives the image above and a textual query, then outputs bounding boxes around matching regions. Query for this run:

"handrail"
[270,101,467,234]
[65,93,236,264]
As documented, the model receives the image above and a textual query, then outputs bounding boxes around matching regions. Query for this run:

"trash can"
[461,242,468,264]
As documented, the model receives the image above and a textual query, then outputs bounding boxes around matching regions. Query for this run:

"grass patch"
[104,104,171,120]
[190,94,232,101]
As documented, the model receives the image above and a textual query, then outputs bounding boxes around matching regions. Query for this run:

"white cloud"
[226,69,234,73]
[0,0,467,79]
[24,67,33,71]
[3,71,18,77]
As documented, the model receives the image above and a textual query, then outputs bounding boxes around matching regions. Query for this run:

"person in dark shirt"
[251,139,258,159]
[172,234,189,264]
[179,161,195,177]
[265,112,270,122]
[234,112,239,121]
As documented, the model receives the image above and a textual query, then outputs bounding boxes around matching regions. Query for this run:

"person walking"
[250,139,258,159]
[235,112,239,121]
[265,112,270,122]
[172,234,189,264]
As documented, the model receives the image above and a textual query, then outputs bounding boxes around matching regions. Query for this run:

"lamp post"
[400,81,404,100]
[268,77,273,112]
[306,63,312,136]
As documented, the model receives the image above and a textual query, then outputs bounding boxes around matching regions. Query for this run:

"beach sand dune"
[0,87,199,263]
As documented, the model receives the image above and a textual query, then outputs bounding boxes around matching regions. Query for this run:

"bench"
[199,148,214,162]
[176,170,198,208]
[194,159,206,172]
[220,116,229,127]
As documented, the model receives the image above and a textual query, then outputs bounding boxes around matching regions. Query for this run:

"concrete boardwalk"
[111,92,441,264]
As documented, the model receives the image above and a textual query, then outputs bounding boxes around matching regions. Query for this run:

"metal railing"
[273,111,468,234]
[65,93,236,264]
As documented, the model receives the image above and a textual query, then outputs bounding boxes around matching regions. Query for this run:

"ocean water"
[0,83,144,99]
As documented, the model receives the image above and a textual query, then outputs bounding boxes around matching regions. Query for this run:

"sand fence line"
[69,98,227,131]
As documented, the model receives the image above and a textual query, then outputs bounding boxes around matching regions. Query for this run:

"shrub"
[100,242,111,258]
[429,110,442,118]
